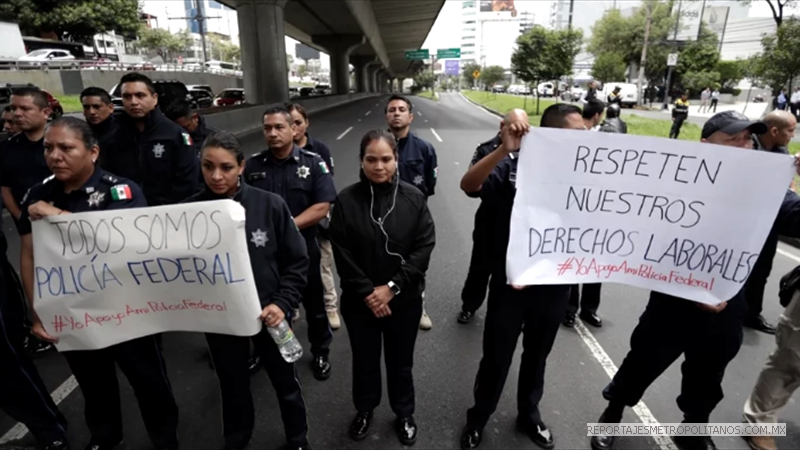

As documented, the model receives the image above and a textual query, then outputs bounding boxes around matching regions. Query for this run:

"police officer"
[385,94,438,330]
[606,86,622,106]
[459,104,585,450]
[590,111,800,450]
[599,104,627,134]
[2,105,18,135]
[670,92,690,139]
[244,104,336,381]
[457,108,527,324]
[745,110,798,334]
[19,117,179,450]
[104,73,199,206]
[187,130,312,450]
[80,87,118,166]
[164,98,218,160]
[582,99,605,131]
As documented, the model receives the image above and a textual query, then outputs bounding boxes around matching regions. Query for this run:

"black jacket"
[329,172,435,314]
[184,183,308,315]
[91,116,120,168]
[599,117,628,134]
[395,132,438,198]
[104,108,199,206]
[189,114,218,159]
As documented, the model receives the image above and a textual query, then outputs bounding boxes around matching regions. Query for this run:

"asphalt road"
[3,92,800,450]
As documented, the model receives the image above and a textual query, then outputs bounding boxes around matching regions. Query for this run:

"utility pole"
[637,1,653,106]
[696,0,707,41]
[169,0,221,69]
[662,0,682,110]
[568,0,575,29]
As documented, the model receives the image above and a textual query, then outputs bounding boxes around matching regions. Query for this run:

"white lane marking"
[417,111,422,117]
[336,127,353,140]
[425,119,429,123]
[0,376,78,444]
[573,320,677,450]
[430,128,443,142]
[365,110,371,116]
[459,92,502,119]
[777,247,800,264]
[358,119,362,122]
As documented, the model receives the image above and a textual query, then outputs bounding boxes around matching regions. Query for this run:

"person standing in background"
[790,88,800,118]
[699,87,711,113]
[164,98,218,160]
[2,106,18,135]
[80,87,118,166]
[669,93,690,139]
[777,89,787,111]
[710,88,720,113]
[580,80,598,104]
[582,99,605,131]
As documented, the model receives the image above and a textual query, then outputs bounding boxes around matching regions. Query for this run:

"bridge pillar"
[397,77,405,93]
[236,0,288,104]
[313,34,365,95]
[350,56,372,93]
[368,65,382,93]
[375,69,386,93]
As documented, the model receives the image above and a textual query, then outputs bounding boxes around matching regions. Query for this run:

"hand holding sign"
[501,120,530,152]
[31,317,58,344]
[28,201,63,220]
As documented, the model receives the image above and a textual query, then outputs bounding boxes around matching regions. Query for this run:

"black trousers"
[206,327,308,448]
[744,235,777,320]
[63,335,179,447]
[343,299,423,418]
[710,98,718,113]
[300,236,333,357]
[603,292,745,421]
[669,117,686,139]
[566,283,602,316]
[466,279,570,430]
[0,253,68,445]
[461,247,491,314]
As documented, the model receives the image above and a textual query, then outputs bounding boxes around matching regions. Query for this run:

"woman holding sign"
[18,117,180,450]
[329,130,436,445]
[184,130,313,450]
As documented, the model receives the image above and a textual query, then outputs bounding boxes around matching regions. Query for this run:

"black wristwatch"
[388,281,401,296]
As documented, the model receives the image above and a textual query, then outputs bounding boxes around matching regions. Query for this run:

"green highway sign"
[405,49,429,60]
[437,48,461,59]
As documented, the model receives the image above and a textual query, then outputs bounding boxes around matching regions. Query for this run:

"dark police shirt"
[303,134,334,177]
[244,145,337,240]
[104,108,199,206]
[185,183,308,314]
[91,115,120,168]
[467,134,503,268]
[189,114,218,160]
[478,151,520,272]
[396,132,438,198]
[17,168,146,236]
[0,133,51,206]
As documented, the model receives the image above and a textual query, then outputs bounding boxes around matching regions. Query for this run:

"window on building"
[462,43,475,48]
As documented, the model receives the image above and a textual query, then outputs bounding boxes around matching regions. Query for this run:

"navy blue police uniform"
[90,115,120,169]
[185,182,310,449]
[0,132,51,230]
[188,114,218,160]
[395,132,437,199]
[303,134,334,177]
[460,134,501,316]
[599,190,800,432]
[103,107,199,206]
[244,145,337,359]
[465,151,571,440]
[18,168,180,449]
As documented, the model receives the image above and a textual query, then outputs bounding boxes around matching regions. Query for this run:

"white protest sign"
[507,128,796,304]
[32,200,263,351]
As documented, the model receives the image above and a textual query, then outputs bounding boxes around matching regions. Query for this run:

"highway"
[2,92,800,450]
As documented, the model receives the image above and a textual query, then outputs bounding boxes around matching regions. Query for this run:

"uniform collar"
[51,166,104,195]
[120,107,162,132]
[262,145,301,164]
[91,116,116,135]
[302,133,315,150]
[201,180,247,201]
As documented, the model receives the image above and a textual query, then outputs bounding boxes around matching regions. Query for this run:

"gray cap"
[701,110,767,139]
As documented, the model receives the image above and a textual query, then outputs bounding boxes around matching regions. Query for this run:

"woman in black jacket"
[184,131,313,450]
[329,129,436,446]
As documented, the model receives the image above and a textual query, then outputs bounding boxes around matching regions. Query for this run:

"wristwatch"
[388,281,401,296]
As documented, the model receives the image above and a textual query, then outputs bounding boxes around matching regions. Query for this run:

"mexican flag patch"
[111,184,132,201]
[319,161,330,174]
[182,133,193,146]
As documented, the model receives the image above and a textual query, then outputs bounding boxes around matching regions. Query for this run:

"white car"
[18,49,76,66]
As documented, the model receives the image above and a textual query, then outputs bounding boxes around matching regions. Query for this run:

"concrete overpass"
[217,0,444,104]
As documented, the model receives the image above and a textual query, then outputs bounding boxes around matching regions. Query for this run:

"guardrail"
[0,59,243,76]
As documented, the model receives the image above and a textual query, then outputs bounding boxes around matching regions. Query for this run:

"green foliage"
[591,52,627,83]
[512,26,583,86]
[715,60,746,88]
[413,70,436,90]
[208,35,240,62]
[480,65,506,89]
[462,62,482,87]
[748,18,800,90]
[681,70,720,94]
[0,0,140,42]
[676,24,720,75]
[135,26,192,61]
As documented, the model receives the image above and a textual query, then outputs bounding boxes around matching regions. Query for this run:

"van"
[601,82,639,107]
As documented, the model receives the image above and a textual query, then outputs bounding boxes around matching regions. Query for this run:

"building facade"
[460,0,535,69]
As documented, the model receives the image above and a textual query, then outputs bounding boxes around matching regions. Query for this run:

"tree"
[462,62,482,88]
[208,35,241,62]
[681,70,720,93]
[748,18,800,92]
[136,26,191,62]
[716,60,746,90]
[298,64,309,78]
[413,71,435,91]
[591,52,627,83]
[0,0,140,42]
[480,65,506,90]
[737,0,798,27]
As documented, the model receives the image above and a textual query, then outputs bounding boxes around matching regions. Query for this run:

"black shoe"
[460,425,482,450]
[517,419,554,450]
[590,410,622,450]
[349,410,372,441]
[83,439,123,450]
[457,310,474,324]
[563,313,576,328]
[673,435,717,450]
[312,355,331,380]
[45,440,70,450]
[248,356,262,374]
[580,312,603,328]
[744,315,776,334]
[395,416,417,446]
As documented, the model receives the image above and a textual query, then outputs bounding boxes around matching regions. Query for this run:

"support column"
[366,64,381,93]
[350,56,372,93]
[397,77,405,93]
[236,0,288,104]
[373,68,385,93]
[312,34,365,95]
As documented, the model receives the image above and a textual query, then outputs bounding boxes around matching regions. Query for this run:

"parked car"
[186,84,213,96]
[109,79,196,115]
[289,87,300,99]
[0,83,62,119]
[18,48,76,67]
[314,84,330,95]
[213,88,245,106]
[189,88,214,108]
[492,85,506,93]
[299,87,315,97]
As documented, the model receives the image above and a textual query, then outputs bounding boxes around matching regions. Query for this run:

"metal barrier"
[0,59,243,77]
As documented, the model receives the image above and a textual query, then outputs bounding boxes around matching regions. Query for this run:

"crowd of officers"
[3,72,800,450]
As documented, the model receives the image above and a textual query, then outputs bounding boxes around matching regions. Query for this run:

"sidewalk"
[657,101,770,120]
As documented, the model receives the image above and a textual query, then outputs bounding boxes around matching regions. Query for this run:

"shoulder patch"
[110,184,133,201]
[299,148,319,158]
[181,132,193,146]
[318,161,330,174]
[101,173,119,185]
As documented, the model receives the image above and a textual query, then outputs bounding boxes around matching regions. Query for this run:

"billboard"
[445,60,460,76]
[295,43,320,61]
[672,4,730,41]
[479,0,518,17]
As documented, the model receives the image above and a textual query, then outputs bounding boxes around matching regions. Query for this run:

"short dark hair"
[119,72,155,94]
[359,129,397,160]
[201,130,243,164]
[2,105,11,113]
[164,98,193,121]
[46,116,98,150]
[540,104,582,128]
[80,87,112,104]
[385,94,413,113]
[286,103,308,121]
[11,86,49,110]
[582,99,605,119]
[262,104,293,124]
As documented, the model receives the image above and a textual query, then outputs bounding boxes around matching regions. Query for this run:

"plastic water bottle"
[268,319,303,363]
